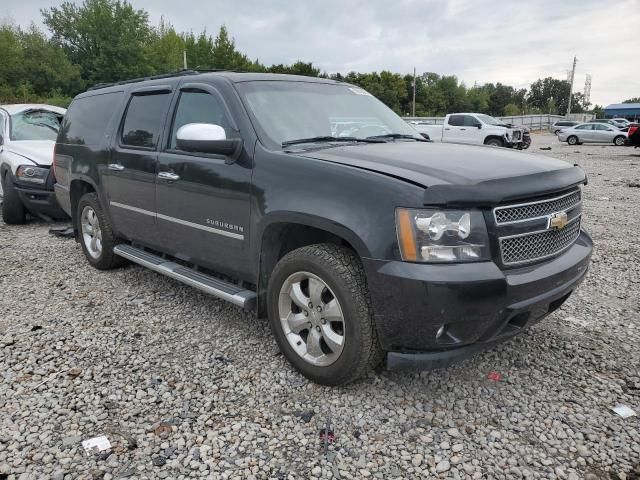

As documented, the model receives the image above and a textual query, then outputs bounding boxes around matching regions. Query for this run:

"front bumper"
[14,182,68,220]
[363,230,593,369]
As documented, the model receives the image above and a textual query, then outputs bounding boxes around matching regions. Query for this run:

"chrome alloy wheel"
[278,271,345,367]
[80,205,103,259]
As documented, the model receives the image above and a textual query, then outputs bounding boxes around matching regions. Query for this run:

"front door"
[155,84,252,279]
[104,86,173,244]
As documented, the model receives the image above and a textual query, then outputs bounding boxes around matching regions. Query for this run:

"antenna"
[566,56,577,116]
[584,74,592,106]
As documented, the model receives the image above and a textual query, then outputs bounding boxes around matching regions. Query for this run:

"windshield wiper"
[366,133,427,142]
[282,136,385,147]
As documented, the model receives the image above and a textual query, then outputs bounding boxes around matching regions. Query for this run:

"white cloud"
[5,0,639,105]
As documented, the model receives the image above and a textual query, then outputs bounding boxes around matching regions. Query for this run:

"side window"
[463,115,480,127]
[59,92,123,145]
[121,93,171,148]
[169,90,231,149]
[575,124,592,130]
[448,115,464,127]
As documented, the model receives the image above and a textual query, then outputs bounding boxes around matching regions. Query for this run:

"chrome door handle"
[108,163,125,171]
[158,171,180,181]
[444,128,450,130]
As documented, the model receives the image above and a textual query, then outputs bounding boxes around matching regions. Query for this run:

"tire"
[614,135,626,146]
[485,138,504,147]
[267,244,382,386]
[554,129,561,135]
[1,172,27,225]
[77,192,126,270]
[567,136,578,146]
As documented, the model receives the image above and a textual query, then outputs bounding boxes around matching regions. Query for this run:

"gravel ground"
[1,134,639,480]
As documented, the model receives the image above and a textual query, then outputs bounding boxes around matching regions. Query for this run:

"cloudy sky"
[5,0,639,106]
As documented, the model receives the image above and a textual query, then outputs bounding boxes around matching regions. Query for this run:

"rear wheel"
[485,138,504,147]
[567,135,578,146]
[614,135,626,146]
[267,244,382,385]
[1,172,27,225]
[77,192,126,270]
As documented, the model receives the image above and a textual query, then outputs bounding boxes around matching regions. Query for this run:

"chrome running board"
[113,244,256,310]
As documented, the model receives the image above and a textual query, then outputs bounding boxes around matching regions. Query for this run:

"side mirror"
[0,134,4,146]
[176,123,242,159]
[475,123,482,129]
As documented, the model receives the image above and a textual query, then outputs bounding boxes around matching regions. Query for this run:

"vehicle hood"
[4,140,54,166]
[297,142,587,206]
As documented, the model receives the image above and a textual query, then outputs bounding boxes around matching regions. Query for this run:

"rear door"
[104,85,174,244]
[154,82,252,279]
[593,123,615,142]
[443,115,466,144]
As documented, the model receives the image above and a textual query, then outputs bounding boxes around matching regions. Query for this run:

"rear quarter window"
[58,91,123,145]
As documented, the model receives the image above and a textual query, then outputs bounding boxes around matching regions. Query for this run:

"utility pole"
[183,50,188,70]
[566,55,577,116]
[412,67,416,117]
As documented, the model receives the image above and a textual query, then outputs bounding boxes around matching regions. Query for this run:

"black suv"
[54,71,592,385]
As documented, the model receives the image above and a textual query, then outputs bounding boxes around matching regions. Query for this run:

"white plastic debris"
[82,435,112,455]
[611,404,637,419]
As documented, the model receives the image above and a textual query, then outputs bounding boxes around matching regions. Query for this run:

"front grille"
[500,216,581,265]
[494,189,581,224]
[512,130,522,140]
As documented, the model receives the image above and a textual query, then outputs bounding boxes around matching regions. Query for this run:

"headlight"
[15,165,49,185]
[396,208,490,262]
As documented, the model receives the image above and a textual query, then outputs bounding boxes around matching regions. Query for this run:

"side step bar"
[113,244,256,310]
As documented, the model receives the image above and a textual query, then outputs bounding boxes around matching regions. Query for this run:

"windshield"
[10,110,61,141]
[236,81,421,148]
[476,114,503,126]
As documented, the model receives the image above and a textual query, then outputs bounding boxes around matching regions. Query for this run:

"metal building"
[604,103,640,120]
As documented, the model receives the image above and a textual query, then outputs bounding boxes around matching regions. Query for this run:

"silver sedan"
[558,123,628,146]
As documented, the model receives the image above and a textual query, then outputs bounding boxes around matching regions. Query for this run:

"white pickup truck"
[411,113,524,148]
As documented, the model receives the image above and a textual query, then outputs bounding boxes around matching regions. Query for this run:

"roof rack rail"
[87,69,229,91]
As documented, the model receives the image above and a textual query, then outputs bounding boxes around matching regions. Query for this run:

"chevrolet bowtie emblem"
[549,212,568,230]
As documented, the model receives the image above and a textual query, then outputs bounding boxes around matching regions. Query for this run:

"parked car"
[558,123,628,146]
[54,71,592,385]
[611,118,632,127]
[0,104,68,224]
[412,113,524,148]
[589,118,626,129]
[550,120,580,134]
[628,123,640,147]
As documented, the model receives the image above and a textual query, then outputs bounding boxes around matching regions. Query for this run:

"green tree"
[147,18,185,73]
[42,0,151,85]
[211,25,254,70]
[623,97,640,104]
[503,103,521,116]
[528,77,570,114]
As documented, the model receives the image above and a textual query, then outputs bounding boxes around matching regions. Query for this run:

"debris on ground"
[81,435,111,456]
[30,325,42,332]
[487,371,503,382]
[152,456,166,467]
[611,404,637,418]
[67,367,83,378]
[540,146,552,150]
[48,226,74,238]
[319,418,335,452]
[295,410,315,423]
[627,181,640,188]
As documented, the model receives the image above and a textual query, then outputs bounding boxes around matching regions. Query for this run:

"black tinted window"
[169,91,231,149]
[121,93,170,148]
[59,92,123,145]
[463,115,480,127]
[448,115,464,126]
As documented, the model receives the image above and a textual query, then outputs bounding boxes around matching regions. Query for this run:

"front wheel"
[485,138,504,147]
[267,244,382,386]
[1,172,27,225]
[614,135,626,146]
[567,135,578,146]
[77,192,126,270]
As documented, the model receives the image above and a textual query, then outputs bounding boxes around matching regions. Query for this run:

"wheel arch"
[483,135,504,146]
[69,177,101,235]
[256,214,369,318]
